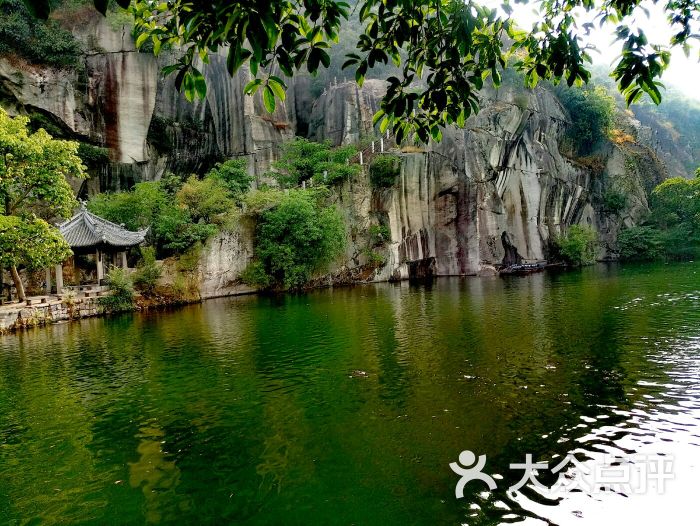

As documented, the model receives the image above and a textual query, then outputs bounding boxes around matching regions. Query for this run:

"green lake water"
[1,262,700,525]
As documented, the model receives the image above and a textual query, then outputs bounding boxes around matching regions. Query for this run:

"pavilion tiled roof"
[58,204,148,249]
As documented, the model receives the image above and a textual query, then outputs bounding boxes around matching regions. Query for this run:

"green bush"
[0,0,82,69]
[88,181,165,232]
[242,187,286,214]
[659,224,700,260]
[556,85,616,156]
[152,206,217,254]
[77,142,110,169]
[159,172,186,196]
[555,225,598,266]
[132,246,161,295]
[206,159,254,199]
[370,155,401,188]
[240,261,271,288]
[175,243,203,273]
[617,226,664,261]
[88,170,238,256]
[368,224,391,246]
[648,176,700,259]
[650,176,700,229]
[271,138,360,188]
[252,189,346,289]
[176,175,234,225]
[362,248,387,267]
[603,190,627,215]
[99,267,135,312]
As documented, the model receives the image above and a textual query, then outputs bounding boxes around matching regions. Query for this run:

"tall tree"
[30,0,697,143]
[0,109,86,300]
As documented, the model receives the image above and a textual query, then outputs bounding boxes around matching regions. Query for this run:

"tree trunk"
[10,265,25,302]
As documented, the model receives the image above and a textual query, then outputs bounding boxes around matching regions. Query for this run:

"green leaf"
[152,36,162,56]
[268,77,287,102]
[244,79,263,95]
[308,48,321,73]
[263,85,276,113]
[192,68,207,99]
[136,32,150,49]
[183,72,195,102]
[227,45,252,75]
[372,109,385,126]
[342,58,358,70]
[457,110,466,128]
[379,116,389,134]
[319,49,331,68]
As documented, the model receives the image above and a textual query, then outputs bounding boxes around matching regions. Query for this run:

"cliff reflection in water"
[1,262,699,525]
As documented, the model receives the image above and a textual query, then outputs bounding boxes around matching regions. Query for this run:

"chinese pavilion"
[51,204,148,293]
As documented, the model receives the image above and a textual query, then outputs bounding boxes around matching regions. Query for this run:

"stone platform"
[0,288,111,334]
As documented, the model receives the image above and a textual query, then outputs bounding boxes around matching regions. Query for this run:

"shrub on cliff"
[176,175,234,225]
[555,225,598,266]
[99,267,135,312]
[132,247,161,295]
[618,226,664,261]
[206,159,253,199]
[649,176,700,259]
[615,174,700,261]
[88,170,237,256]
[0,0,82,69]
[369,155,401,188]
[368,224,391,246]
[556,85,616,157]
[245,188,346,289]
[603,190,627,216]
[271,138,359,188]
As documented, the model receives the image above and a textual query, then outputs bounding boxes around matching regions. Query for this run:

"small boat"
[499,261,547,276]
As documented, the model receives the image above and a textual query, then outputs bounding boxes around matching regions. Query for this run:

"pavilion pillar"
[96,250,104,282]
[55,264,64,295]
[45,267,52,295]
[120,251,128,269]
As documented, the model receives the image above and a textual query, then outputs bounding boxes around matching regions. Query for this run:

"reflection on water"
[1,262,699,525]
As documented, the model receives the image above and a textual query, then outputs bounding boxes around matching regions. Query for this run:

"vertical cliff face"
[0,11,676,291]
[145,52,298,182]
[307,79,385,145]
[0,12,300,190]
[312,81,663,278]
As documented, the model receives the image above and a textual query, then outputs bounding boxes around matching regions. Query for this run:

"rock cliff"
[315,80,665,278]
[0,10,679,293]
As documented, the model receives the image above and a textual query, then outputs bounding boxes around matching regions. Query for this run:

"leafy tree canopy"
[0,108,85,219]
[244,188,346,289]
[0,108,86,300]
[556,85,616,156]
[206,159,254,199]
[88,162,243,256]
[271,138,359,188]
[31,0,699,143]
[0,215,72,271]
[618,173,700,261]
[650,175,700,229]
